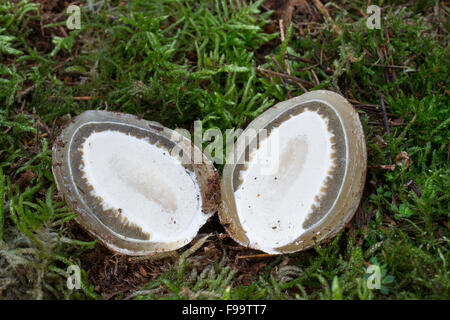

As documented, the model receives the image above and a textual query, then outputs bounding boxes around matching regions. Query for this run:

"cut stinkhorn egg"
[52,111,219,255]
[219,90,367,254]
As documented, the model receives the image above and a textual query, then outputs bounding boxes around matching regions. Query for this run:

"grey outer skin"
[219,90,367,254]
[52,110,219,256]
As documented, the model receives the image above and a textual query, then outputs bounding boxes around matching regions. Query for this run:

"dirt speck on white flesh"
[80,130,205,243]
[234,110,336,253]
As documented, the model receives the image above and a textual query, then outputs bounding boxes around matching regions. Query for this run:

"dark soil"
[66,212,274,298]
[65,221,175,299]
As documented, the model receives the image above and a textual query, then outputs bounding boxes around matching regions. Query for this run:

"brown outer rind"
[52,110,219,255]
[219,90,367,254]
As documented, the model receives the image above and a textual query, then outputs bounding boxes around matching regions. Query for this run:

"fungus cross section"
[79,130,204,243]
[234,109,337,252]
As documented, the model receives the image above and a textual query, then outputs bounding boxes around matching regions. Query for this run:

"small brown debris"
[49,95,103,100]
[403,180,421,198]
[391,117,404,125]
[312,0,330,20]
[384,215,397,226]
[264,0,309,28]
[13,170,37,191]
[139,266,147,277]
[395,151,411,169]
[236,253,276,260]
[371,164,396,171]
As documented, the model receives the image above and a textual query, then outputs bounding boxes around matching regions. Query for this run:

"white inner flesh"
[234,110,335,253]
[80,130,206,243]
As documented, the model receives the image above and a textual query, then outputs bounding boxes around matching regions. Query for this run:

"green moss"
[0,0,448,299]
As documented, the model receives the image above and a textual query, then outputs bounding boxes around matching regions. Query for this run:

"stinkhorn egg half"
[52,110,219,255]
[219,90,367,254]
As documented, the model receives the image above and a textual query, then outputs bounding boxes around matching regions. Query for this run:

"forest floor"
[0,0,448,299]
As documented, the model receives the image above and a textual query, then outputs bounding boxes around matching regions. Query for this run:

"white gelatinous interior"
[79,130,206,243]
[234,110,336,253]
